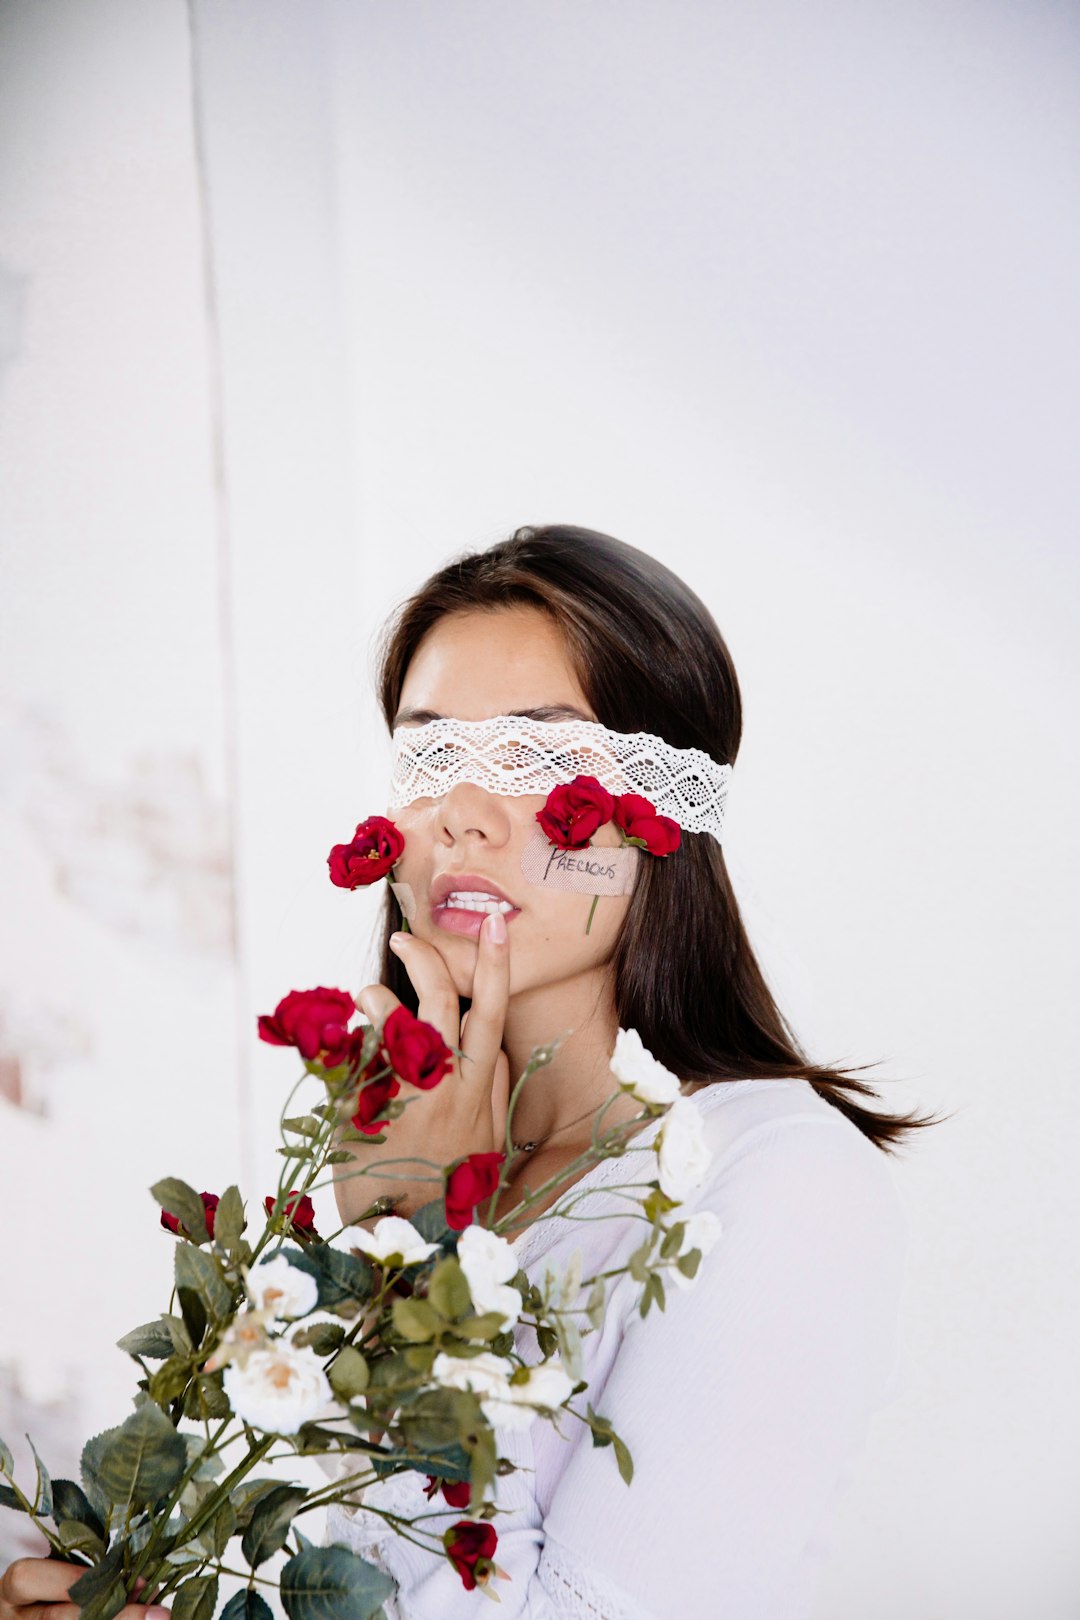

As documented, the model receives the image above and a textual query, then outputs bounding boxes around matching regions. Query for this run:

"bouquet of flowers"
[0,794,718,1618]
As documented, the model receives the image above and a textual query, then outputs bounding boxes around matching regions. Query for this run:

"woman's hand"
[333,913,511,1226]
[0,1560,168,1620]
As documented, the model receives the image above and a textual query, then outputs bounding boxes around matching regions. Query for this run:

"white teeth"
[443,893,515,913]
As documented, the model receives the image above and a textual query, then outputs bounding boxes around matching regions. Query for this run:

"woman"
[323,524,934,1618]
[0,525,932,1620]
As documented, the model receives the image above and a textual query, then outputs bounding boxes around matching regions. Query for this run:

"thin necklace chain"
[511,1099,604,1156]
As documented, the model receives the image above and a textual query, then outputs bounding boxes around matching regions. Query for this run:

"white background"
[0,2,1077,1615]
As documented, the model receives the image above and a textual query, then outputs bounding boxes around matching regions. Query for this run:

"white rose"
[481,1359,576,1432]
[457,1224,522,1325]
[654,1097,712,1202]
[664,1209,723,1291]
[609,1027,682,1107]
[246,1255,318,1323]
[432,1351,515,1403]
[222,1341,331,1435]
[347,1216,439,1268]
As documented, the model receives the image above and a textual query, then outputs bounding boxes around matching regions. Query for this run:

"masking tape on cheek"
[519,828,639,896]
[388,881,418,923]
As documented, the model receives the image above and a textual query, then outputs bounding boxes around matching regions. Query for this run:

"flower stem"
[585,894,599,934]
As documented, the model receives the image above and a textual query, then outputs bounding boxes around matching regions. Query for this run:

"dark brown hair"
[374,523,938,1154]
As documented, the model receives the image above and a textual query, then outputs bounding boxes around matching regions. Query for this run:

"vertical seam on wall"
[184,0,255,1189]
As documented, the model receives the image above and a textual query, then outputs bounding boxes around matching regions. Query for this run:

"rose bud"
[444,1151,505,1232]
[443,1521,499,1592]
[613,792,681,856]
[256,987,355,1066]
[328,815,405,889]
[424,1475,472,1509]
[350,1072,401,1135]
[264,1189,318,1238]
[160,1191,220,1241]
[381,1005,454,1091]
[536,775,615,850]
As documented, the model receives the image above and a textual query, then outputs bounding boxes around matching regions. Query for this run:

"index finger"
[458,910,510,1080]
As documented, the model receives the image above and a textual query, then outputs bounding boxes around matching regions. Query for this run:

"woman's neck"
[499,963,640,1147]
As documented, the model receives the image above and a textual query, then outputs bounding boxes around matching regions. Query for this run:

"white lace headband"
[387,715,733,843]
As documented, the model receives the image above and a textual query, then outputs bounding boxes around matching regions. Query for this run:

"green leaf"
[535,1323,559,1357]
[327,1347,369,1400]
[151,1178,209,1245]
[181,1372,232,1422]
[219,1592,274,1620]
[292,1321,345,1355]
[612,1433,634,1485]
[175,1243,233,1325]
[280,1543,395,1620]
[149,1357,193,1406]
[675,1248,702,1280]
[214,1185,247,1256]
[57,1518,106,1559]
[454,1312,509,1342]
[27,1437,52,1517]
[283,1245,374,1313]
[391,1296,439,1343]
[659,1222,686,1260]
[172,1574,218,1620]
[0,1483,27,1512]
[282,1116,322,1137]
[409,1199,457,1252]
[52,1478,105,1539]
[0,1436,14,1474]
[80,1401,186,1516]
[230,1477,286,1532]
[117,1320,176,1360]
[68,1544,127,1620]
[426,1257,471,1321]
[241,1483,307,1568]
[164,1314,194,1356]
[210,1497,238,1558]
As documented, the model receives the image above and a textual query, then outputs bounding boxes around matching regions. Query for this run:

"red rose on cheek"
[443,1521,499,1591]
[328,816,405,888]
[536,775,615,850]
[444,1151,505,1232]
[381,1005,454,1090]
[613,792,682,856]
[264,1189,318,1237]
[160,1192,219,1240]
[257,987,355,1065]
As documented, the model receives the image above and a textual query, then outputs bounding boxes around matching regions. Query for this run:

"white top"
[325,1077,910,1619]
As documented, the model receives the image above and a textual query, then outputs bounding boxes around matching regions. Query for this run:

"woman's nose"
[437,782,512,848]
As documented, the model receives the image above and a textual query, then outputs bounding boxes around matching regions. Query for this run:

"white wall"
[2,2,1077,1613]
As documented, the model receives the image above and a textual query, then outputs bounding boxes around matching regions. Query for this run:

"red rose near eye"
[257,987,355,1066]
[613,792,682,856]
[328,815,405,889]
[351,1072,401,1135]
[536,775,615,850]
[444,1151,505,1232]
[443,1520,499,1591]
[424,1475,472,1509]
[264,1189,318,1236]
[160,1192,219,1240]
[381,1005,454,1091]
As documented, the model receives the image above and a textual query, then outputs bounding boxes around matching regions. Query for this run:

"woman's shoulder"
[686,1076,910,1258]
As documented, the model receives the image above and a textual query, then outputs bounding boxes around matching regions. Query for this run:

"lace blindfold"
[387,715,732,843]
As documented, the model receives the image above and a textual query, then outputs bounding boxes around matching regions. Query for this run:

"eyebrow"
[392,703,593,727]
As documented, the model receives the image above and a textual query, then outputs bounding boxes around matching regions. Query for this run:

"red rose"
[328,816,405,889]
[443,1521,498,1592]
[160,1191,219,1240]
[613,792,682,856]
[264,1189,318,1237]
[257,987,355,1065]
[381,1005,454,1091]
[536,775,615,850]
[424,1475,472,1509]
[350,1072,401,1135]
[444,1151,505,1232]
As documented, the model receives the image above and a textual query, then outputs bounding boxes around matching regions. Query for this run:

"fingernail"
[147,1608,171,1619]
[389,932,408,951]
[485,909,507,944]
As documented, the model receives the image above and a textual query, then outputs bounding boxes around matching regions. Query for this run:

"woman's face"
[386,606,632,1001]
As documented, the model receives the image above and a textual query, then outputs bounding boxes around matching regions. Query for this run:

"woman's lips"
[433,904,521,940]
